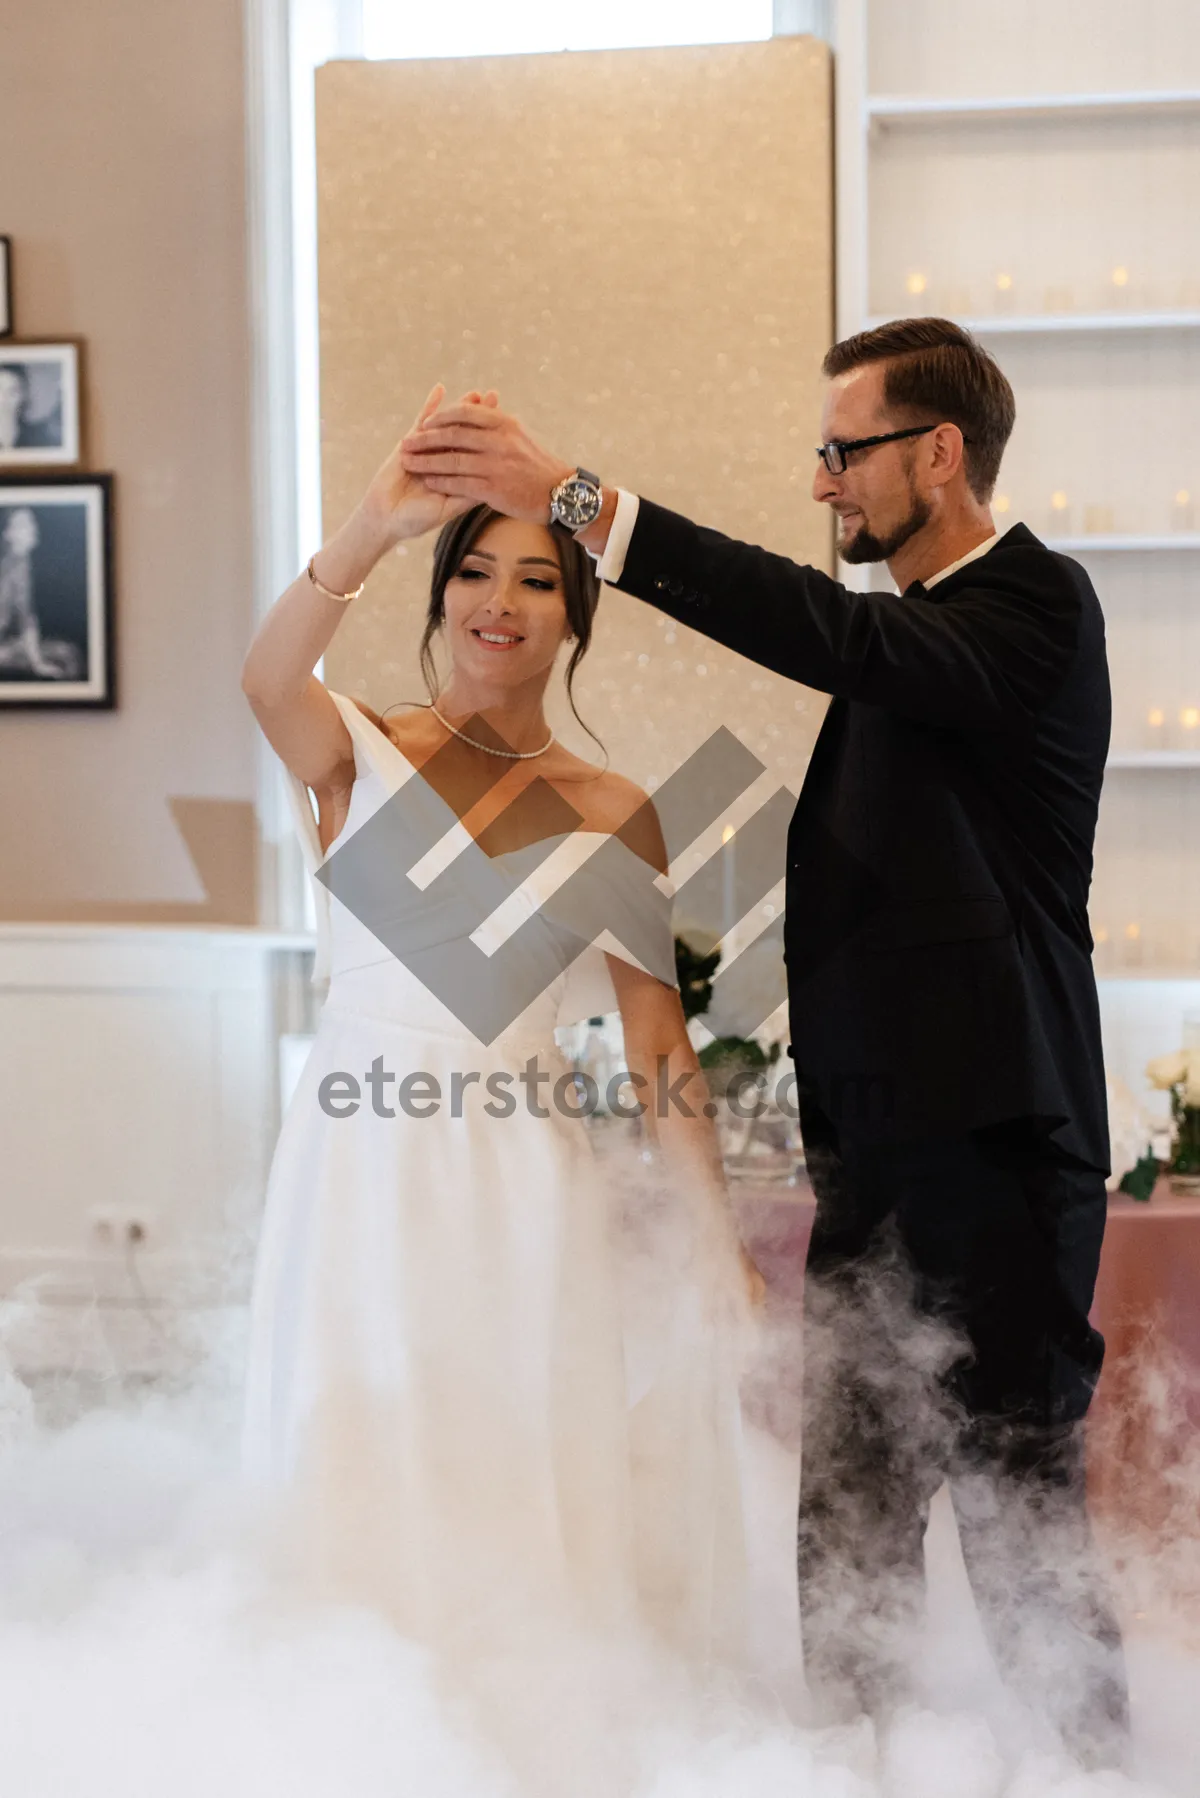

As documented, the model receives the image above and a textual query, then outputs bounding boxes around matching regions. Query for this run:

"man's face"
[812,362,932,565]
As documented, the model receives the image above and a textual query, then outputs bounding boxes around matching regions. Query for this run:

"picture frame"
[0,237,11,338]
[0,340,83,467]
[0,473,115,708]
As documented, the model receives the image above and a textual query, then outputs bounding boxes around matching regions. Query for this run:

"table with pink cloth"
[733,1175,1200,1528]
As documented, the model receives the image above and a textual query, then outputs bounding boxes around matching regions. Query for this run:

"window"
[362,0,773,60]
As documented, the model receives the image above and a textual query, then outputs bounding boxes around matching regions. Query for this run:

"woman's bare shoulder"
[348,697,439,756]
[348,696,386,731]
[563,761,667,874]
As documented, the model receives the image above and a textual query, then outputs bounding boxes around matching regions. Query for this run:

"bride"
[239,384,763,1681]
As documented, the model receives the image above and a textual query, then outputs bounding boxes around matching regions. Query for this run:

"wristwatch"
[549,466,604,534]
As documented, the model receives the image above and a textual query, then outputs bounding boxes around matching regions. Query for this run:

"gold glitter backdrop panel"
[316,37,833,794]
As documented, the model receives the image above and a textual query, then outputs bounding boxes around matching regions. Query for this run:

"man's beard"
[839,491,932,565]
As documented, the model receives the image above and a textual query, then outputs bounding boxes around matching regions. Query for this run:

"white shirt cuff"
[590,488,640,586]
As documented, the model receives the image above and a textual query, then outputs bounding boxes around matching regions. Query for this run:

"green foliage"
[1169,1094,1200,1176]
[675,934,784,1077]
[697,1034,771,1071]
[674,934,721,1024]
[1117,1152,1159,1203]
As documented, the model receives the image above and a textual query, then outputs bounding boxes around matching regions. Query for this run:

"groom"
[400,316,1129,1757]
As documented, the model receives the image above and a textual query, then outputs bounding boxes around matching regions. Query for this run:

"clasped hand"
[397,393,574,524]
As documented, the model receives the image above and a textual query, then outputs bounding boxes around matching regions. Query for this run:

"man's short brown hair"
[822,317,1016,503]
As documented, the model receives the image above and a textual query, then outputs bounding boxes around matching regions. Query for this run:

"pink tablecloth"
[733,1175,1200,1528]
[1087,1185,1200,1528]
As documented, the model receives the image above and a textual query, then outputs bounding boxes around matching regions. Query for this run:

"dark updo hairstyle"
[413,504,604,755]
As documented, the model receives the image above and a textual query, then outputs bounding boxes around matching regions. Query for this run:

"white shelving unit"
[834,0,1200,984]
[1045,534,1200,553]
[1107,752,1200,770]
[867,88,1200,124]
[866,312,1200,336]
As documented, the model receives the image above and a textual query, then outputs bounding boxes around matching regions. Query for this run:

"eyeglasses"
[816,424,938,476]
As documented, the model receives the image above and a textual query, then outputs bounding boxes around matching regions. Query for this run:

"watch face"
[555,477,601,530]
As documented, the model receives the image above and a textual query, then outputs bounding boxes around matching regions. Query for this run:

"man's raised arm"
[399,401,1077,734]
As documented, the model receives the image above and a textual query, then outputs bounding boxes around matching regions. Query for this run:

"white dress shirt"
[587,488,1009,591]
[922,530,1000,588]
[590,487,641,585]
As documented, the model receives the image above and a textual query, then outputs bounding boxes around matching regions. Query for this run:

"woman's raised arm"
[241,383,495,793]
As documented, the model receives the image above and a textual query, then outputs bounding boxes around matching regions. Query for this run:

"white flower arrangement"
[1144,1046,1200,1190]
[1145,1048,1200,1108]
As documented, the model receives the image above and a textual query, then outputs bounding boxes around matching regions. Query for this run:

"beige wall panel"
[0,0,257,922]
[316,40,833,798]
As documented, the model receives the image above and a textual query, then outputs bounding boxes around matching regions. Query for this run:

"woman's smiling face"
[442,515,571,688]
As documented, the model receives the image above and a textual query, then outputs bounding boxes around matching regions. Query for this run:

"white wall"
[0,0,260,925]
[865,0,1200,98]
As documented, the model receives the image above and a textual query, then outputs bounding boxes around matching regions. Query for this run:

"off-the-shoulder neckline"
[334,692,647,866]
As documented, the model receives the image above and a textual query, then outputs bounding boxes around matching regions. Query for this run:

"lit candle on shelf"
[1050,490,1071,533]
[721,824,736,943]
[905,271,928,300]
[1123,920,1143,967]
[1171,489,1196,532]
[1181,707,1200,734]
[994,494,1011,518]
[995,271,1015,313]
[1111,264,1131,308]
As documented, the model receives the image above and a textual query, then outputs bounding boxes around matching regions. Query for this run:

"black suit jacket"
[615,503,1112,1173]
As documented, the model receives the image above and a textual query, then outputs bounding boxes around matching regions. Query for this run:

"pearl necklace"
[430,702,554,760]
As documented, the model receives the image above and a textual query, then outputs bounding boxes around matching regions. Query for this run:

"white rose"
[1105,1076,1152,1191]
[1146,1050,1189,1090]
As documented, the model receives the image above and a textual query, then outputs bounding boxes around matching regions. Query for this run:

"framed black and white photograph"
[0,238,11,338]
[0,474,114,708]
[0,341,82,467]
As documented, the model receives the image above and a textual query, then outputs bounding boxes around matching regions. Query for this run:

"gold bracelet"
[307,554,365,605]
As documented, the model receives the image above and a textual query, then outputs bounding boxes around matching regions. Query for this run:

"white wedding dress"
[242,689,749,1671]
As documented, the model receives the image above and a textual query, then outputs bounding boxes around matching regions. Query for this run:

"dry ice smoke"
[0,1167,1196,1798]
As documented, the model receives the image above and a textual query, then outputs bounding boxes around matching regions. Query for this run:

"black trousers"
[796,1098,1129,1763]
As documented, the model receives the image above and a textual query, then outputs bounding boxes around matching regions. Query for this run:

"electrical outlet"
[88,1205,156,1248]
